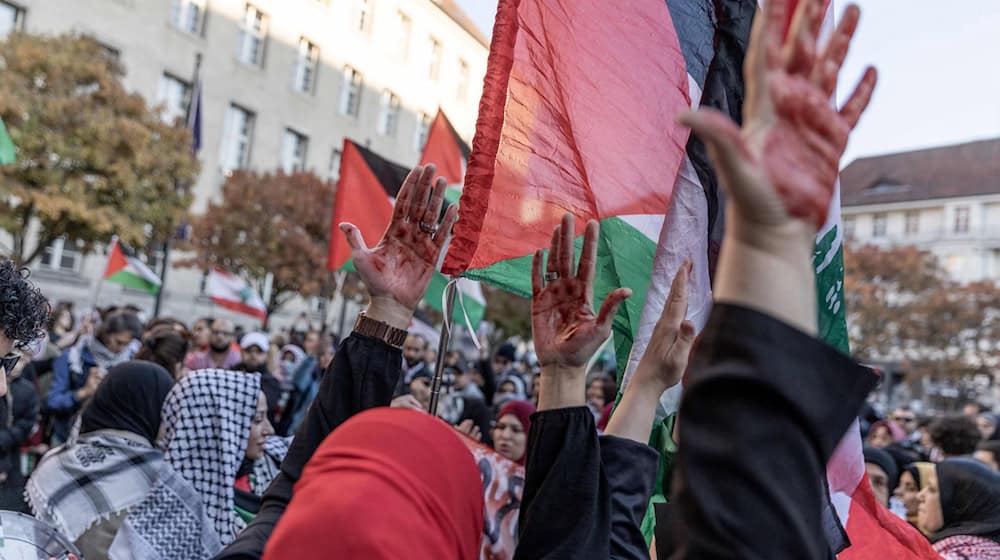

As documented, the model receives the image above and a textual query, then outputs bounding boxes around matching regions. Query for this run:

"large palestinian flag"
[326,138,485,326]
[441,0,936,557]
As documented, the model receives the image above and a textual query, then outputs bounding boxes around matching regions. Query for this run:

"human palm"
[682,0,877,230]
[531,214,630,369]
[340,164,457,311]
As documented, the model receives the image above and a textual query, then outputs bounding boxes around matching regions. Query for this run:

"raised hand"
[680,0,876,235]
[339,164,458,329]
[532,213,631,410]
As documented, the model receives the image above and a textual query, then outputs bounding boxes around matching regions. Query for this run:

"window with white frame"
[413,112,431,152]
[457,58,470,101]
[220,103,255,173]
[425,36,442,80]
[281,128,309,173]
[157,73,191,125]
[339,66,362,116]
[293,38,319,94]
[355,0,372,33]
[954,206,970,234]
[237,4,268,67]
[169,0,205,35]
[904,211,919,236]
[328,148,342,182]
[377,90,400,137]
[39,238,83,273]
[395,11,411,59]
[0,1,24,39]
[872,213,887,238]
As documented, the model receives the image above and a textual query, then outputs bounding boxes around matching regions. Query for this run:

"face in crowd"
[210,319,236,353]
[493,414,527,463]
[403,335,427,368]
[245,392,274,460]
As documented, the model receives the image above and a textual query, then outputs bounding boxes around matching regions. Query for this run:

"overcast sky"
[453,0,1000,166]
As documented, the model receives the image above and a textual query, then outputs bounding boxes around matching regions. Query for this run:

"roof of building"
[432,0,490,48]
[840,138,1000,207]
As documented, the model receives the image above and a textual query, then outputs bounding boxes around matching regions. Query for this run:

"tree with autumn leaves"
[0,33,199,264]
[844,244,1000,384]
[183,171,334,316]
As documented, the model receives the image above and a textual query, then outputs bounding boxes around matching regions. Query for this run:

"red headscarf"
[497,400,536,465]
[263,408,484,560]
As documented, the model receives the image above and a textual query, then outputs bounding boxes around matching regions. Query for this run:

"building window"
[426,36,442,80]
[395,11,411,59]
[0,1,24,39]
[843,217,855,240]
[413,112,431,152]
[872,213,887,238]
[904,211,919,236]
[457,58,470,101]
[169,0,205,35]
[954,206,970,234]
[355,0,372,33]
[39,238,82,273]
[220,103,255,173]
[281,128,309,173]
[293,38,319,94]
[377,90,400,137]
[157,73,191,125]
[237,4,268,67]
[339,66,362,117]
[328,148,342,182]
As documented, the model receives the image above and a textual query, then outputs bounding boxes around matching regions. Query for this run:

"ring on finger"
[419,221,439,235]
[544,272,560,282]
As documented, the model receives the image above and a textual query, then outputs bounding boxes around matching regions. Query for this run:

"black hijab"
[79,360,175,444]
[932,458,1000,544]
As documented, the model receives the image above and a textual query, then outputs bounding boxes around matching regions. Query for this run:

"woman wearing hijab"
[493,400,534,465]
[262,408,484,559]
[111,369,270,559]
[917,458,1000,558]
[28,361,174,559]
[894,462,935,527]
[47,310,143,443]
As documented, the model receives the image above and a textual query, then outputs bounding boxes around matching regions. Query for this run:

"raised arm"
[669,1,878,558]
[216,164,458,559]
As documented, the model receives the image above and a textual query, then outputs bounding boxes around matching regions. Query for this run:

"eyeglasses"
[0,354,20,376]
[892,416,916,423]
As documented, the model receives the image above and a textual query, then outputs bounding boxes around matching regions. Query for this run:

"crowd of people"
[0,1,996,559]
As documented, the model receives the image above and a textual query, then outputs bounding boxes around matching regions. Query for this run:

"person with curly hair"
[0,260,50,397]
[930,415,983,459]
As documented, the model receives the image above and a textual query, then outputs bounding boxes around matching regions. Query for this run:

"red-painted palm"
[531,213,631,370]
[681,0,877,232]
[340,164,457,313]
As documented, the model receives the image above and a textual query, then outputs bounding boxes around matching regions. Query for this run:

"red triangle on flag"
[103,239,128,279]
[420,109,467,186]
[327,140,396,271]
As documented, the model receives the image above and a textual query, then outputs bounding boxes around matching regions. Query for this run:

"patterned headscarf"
[158,369,261,545]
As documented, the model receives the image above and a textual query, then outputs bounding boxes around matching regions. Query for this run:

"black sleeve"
[0,381,39,452]
[601,435,658,559]
[480,358,497,405]
[669,304,877,560]
[515,407,607,560]
[215,332,402,560]
[461,397,494,447]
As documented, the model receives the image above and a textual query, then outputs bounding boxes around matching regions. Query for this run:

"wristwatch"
[353,313,408,348]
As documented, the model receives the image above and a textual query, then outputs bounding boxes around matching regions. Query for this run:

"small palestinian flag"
[327,138,485,326]
[103,238,162,294]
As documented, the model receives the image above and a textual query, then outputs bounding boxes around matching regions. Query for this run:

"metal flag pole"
[427,280,457,416]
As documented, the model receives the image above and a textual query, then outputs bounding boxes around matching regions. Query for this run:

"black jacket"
[514,304,877,560]
[0,370,40,511]
[215,332,402,559]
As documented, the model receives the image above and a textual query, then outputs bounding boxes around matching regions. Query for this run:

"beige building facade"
[1,0,488,327]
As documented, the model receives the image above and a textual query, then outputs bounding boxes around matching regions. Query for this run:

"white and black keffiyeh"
[26,431,163,541]
[250,435,291,496]
[159,369,260,545]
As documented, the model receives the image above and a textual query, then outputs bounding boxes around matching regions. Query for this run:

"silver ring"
[419,221,438,235]
[544,272,560,282]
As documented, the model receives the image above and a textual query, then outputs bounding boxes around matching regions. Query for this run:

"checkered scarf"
[250,435,291,496]
[26,431,163,541]
[155,369,260,545]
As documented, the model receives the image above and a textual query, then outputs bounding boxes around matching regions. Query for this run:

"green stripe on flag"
[814,225,849,353]
[0,118,16,165]
[106,269,161,294]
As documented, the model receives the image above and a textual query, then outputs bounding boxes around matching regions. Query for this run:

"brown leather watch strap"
[353,313,408,348]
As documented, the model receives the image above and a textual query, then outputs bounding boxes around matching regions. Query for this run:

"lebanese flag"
[205,269,267,320]
[103,238,161,295]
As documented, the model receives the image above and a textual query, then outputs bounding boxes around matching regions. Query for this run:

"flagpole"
[153,52,202,318]
[428,280,457,416]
